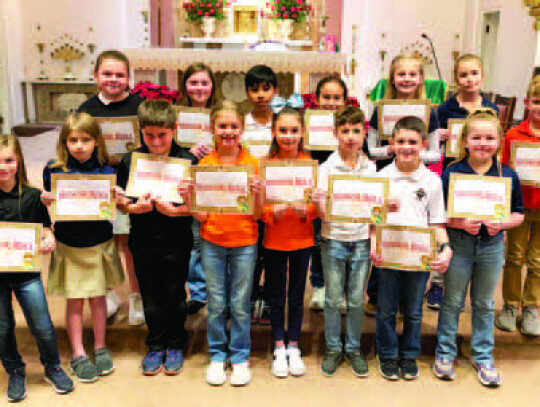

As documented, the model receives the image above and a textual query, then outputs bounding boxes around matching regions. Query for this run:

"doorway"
[480,10,500,91]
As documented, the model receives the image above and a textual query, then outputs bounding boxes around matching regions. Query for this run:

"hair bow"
[269,93,304,113]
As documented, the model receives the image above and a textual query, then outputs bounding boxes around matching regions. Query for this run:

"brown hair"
[52,113,109,171]
[453,54,483,84]
[0,134,30,189]
[138,99,177,130]
[527,78,540,98]
[384,54,426,99]
[94,50,130,76]
[334,105,365,129]
[179,63,219,107]
[315,76,348,102]
[268,107,306,158]
[392,116,428,141]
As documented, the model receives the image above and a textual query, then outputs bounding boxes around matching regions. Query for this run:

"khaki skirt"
[48,239,125,299]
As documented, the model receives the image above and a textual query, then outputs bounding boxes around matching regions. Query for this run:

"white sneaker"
[272,347,289,378]
[206,361,226,386]
[128,293,145,326]
[309,287,325,310]
[230,362,251,386]
[105,290,120,318]
[287,347,306,377]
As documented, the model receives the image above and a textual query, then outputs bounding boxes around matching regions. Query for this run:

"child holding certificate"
[371,116,452,381]
[497,80,540,336]
[262,107,316,378]
[78,50,145,326]
[116,100,196,376]
[314,106,376,377]
[0,135,74,402]
[244,65,278,325]
[434,110,524,387]
[42,113,125,383]
[195,100,261,386]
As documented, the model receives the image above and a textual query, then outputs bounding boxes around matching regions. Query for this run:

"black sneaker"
[187,300,206,315]
[378,358,399,381]
[399,359,419,380]
[345,351,369,377]
[7,369,27,402]
[321,350,342,377]
[44,367,74,394]
[258,300,271,326]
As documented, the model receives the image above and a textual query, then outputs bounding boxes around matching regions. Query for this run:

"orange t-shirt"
[199,148,259,247]
[502,119,540,210]
[261,153,317,251]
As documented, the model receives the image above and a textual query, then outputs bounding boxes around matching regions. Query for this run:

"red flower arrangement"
[183,1,227,21]
[267,0,313,23]
[132,82,182,104]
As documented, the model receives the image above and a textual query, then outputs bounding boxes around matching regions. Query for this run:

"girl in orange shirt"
[262,107,317,378]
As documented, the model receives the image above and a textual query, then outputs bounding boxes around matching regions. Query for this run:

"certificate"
[445,119,465,158]
[447,173,511,221]
[510,142,540,186]
[376,225,436,272]
[126,153,191,204]
[50,174,116,221]
[304,110,338,150]
[326,175,389,224]
[96,117,139,157]
[174,107,212,147]
[260,160,318,204]
[191,165,253,214]
[244,141,271,159]
[0,222,42,272]
[378,99,431,140]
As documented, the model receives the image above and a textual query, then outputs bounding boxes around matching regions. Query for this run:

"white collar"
[327,150,370,172]
[98,92,128,105]
[387,161,428,182]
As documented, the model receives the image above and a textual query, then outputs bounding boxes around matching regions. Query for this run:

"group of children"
[0,48,538,402]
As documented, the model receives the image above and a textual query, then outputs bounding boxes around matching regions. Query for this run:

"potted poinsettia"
[183,1,228,38]
[266,0,313,41]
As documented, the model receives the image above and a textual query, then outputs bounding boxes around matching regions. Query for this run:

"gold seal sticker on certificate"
[191,165,253,214]
[445,119,465,158]
[126,153,191,204]
[510,141,540,187]
[96,117,139,157]
[260,160,318,204]
[51,174,116,222]
[0,222,42,272]
[378,99,431,140]
[376,225,436,272]
[326,175,389,224]
[304,110,337,151]
[447,173,512,221]
[174,107,212,148]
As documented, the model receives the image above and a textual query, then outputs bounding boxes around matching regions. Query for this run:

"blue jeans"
[187,220,207,303]
[376,268,429,360]
[0,277,61,374]
[201,239,257,364]
[436,229,505,364]
[321,239,370,352]
[309,218,325,288]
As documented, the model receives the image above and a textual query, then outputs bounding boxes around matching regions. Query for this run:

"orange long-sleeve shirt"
[261,153,317,251]
[199,148,259,247]
[502,119,540,210]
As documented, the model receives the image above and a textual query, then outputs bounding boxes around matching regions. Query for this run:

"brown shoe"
[364,302,377,317]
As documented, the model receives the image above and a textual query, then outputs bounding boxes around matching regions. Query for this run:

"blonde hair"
[268,107,307,158]
[453,54,483,84]
[450,108,502,172]
[52,113,109,171]
[0,134,30,189]
[384,54,426,99]
[527,78,540,98]
[209,100,245,149]
[179,63,218,108]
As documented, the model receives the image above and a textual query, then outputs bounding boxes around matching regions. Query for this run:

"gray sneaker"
[495,305,518,332]
[321,350,342,377]
[93,348,115,376]
[520,307,540,336]
[70,356,98,383]
[345,351,369,377]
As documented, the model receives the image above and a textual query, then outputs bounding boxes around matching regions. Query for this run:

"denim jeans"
[0,277,61,374]
[376,268,429,360]
[264,247,311,342]
[309,218,325,289]
[436,229,505,364]
[201,239,257,364]
[187,219,207,303]
[321,239,370,352]
[366,266,379,304]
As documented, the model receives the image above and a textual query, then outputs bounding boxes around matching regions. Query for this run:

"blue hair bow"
[269,93,304,113]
